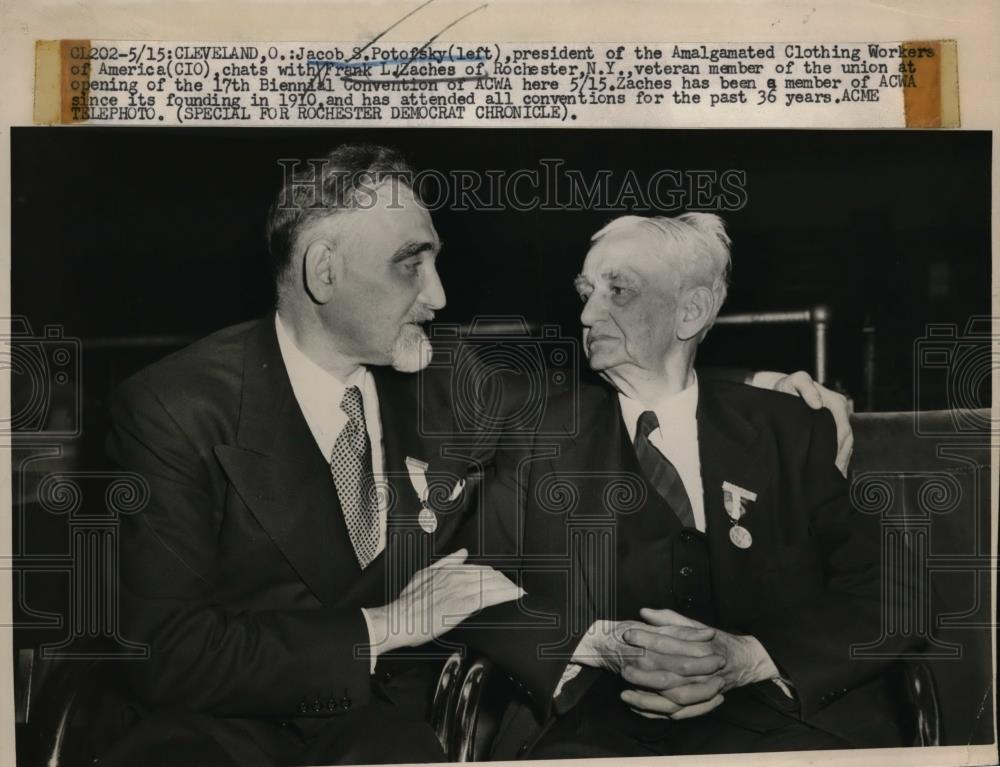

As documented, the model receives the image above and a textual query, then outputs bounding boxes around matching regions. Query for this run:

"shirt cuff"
[552,620,616,699]
[360,607,377,675]
[746,635,794,699]
[553,663,583,698]
[771,677,795,699]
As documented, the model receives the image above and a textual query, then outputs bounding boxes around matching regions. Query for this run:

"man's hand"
[365,549,524,656]
[631,609,779,691]
[572,618,728,720]
[749,370,854,476]
[616,608,781,720]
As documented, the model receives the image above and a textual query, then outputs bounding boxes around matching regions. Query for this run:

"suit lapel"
[549,385,681,619]
[374,366,422,527]
[214,314,358,607]
[380,367,479,549]
[696,382,773,563]
[547,387,615,622]
[557,381,778,619]
[337,367,475,605]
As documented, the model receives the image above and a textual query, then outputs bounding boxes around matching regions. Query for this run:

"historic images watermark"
[274,159,749,214]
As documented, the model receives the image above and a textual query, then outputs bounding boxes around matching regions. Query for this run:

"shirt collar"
[275,312,368,410]
[618,374,699,443]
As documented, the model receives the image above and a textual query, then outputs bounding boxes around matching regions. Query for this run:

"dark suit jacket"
[106,314,498,737]
[456,378,918,751]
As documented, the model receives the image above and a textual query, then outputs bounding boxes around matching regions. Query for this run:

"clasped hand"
[582,608,777,720]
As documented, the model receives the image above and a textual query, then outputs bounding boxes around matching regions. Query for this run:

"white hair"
[591,212,732,321]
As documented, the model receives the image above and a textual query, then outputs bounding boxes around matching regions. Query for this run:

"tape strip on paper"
[34,40,91,124]
[903,39,960,128]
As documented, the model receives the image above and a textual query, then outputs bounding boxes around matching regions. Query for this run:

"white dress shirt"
[274,313,385,672]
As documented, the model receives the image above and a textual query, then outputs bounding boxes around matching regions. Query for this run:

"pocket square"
[448,478,466,501]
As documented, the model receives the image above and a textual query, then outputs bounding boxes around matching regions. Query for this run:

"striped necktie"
[634,410,696,529]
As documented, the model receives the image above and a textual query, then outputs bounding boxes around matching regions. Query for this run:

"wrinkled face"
[322,183,445,371]
[575,227,681,380]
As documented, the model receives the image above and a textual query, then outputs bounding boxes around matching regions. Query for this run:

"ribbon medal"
[405,457,438,534]
[721,480,757,549]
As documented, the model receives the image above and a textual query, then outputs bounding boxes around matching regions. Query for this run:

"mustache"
[406,310,435,324]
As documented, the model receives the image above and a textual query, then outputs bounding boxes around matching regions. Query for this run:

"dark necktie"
[634,410,696,529]
[330,385,379,568]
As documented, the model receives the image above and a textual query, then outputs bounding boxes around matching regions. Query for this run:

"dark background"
[11,127,992,446]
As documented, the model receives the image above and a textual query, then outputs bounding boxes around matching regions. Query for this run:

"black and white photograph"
[4,124,995,767]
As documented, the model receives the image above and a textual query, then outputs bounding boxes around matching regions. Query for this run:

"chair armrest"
[432,653,501,761]
[431,651,466,755]
[902,659,940,747]
[19,654,106,767]
[453,658,494,762]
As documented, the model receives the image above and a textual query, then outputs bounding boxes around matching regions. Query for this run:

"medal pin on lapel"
[721,481,757,549]
[405,457,438,534]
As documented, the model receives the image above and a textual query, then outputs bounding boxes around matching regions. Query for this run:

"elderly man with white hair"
[458,212,917,758]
